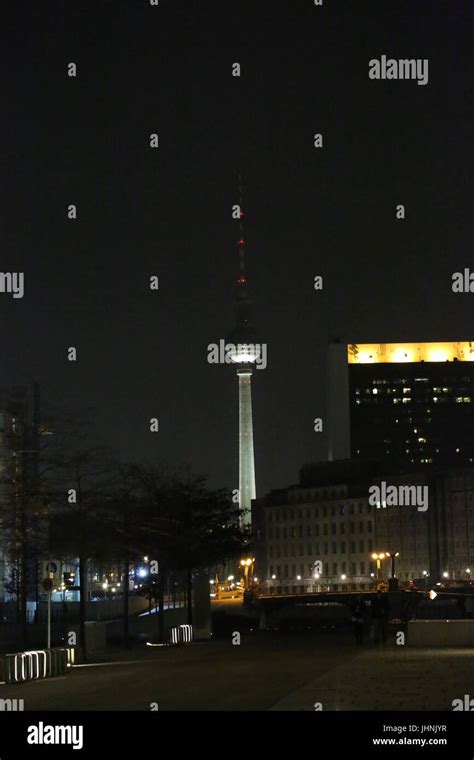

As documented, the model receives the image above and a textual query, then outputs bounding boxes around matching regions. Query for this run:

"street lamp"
[371,552,386,580]
[385,551,400,579]
[240,558,256,590]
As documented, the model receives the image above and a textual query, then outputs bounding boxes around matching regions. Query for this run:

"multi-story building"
[328,340,474,466]
[253,460,474,594]
[0,384,40,605]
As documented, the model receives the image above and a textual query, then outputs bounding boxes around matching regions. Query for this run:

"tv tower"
[227,175,259,527]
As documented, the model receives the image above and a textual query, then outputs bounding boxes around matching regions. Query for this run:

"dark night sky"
[0,0,472,496]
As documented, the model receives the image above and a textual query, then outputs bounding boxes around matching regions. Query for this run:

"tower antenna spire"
[237,171,246,284]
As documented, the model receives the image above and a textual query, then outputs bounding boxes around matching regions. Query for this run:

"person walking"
[351,595,367,644]
[371,590,390,645]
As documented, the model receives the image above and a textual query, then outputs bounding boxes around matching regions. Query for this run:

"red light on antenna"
[237,239,245,246]
[238,276,247,284]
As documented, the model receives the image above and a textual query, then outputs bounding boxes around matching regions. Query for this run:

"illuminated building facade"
[253,460,474,593]
[347,342,474,466]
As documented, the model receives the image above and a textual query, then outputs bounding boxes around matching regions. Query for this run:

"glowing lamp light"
[428,350,448,362]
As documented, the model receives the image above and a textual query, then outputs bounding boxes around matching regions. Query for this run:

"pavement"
[0,633,472,711]
[270,646,474,711]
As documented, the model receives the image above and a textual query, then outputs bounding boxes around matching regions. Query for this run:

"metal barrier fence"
[169,624,194,645]
[4,647,75,684]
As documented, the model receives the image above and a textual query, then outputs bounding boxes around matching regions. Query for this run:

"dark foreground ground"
[1,631,472,711]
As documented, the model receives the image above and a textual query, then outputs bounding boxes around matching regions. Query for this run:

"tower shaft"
[238,369,256,525]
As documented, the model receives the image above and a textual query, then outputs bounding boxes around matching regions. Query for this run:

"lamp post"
[240,558,255,591]
[385,551,400,579]
[371,552,386,580]
[385,551,400,592]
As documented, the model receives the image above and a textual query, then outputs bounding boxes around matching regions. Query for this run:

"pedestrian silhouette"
[371,590,389,645]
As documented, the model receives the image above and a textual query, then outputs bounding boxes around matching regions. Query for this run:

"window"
[332,542,337,554]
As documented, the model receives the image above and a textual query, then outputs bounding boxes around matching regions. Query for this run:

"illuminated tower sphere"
[227,184,258,527]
